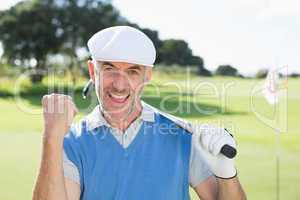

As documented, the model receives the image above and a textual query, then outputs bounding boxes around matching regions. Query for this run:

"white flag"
[263,69,279,105]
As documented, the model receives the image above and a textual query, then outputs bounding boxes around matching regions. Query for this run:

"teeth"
[110,93,128,99]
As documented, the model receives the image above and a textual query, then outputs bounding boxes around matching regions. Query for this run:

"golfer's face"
[96,61,150,120]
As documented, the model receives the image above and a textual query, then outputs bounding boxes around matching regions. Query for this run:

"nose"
[111,71,130,92]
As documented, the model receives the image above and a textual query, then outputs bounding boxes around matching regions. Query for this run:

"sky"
[1,0,299,75]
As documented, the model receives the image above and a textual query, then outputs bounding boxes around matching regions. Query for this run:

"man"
[33,26,246,200]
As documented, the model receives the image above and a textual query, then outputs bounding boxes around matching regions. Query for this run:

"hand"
[192,124,237,179]
[42,93,78,141]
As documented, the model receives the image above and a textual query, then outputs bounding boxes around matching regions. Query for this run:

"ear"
[87,60,95,82]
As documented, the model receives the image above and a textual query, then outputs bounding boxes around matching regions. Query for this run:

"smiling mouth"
[108,92,130,104]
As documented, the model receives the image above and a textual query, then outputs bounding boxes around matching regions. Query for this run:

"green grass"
[0,73,299,199]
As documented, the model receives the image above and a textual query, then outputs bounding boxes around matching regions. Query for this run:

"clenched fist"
[42,93,78,141]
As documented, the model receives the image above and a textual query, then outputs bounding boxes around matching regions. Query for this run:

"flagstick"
[274,97,280,200]
[263,66,287,200]
[275,127,280,200]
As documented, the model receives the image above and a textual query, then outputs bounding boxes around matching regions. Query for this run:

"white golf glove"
[192,123,237,179]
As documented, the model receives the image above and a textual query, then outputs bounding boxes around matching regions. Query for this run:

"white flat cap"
[87,26,156,67]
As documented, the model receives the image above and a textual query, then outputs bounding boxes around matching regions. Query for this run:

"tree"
[255,68,268,79]
[289,73,300,78]
[155,39,210,75]
[215,65,238,76]
[0,1,63,82]
[158,39,192,66]
[198,66,212,76]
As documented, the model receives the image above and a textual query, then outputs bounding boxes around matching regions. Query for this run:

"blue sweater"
[64,113,192,200]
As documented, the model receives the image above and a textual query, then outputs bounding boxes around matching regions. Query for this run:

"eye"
[127,69,139,75]
[103,65,114,71]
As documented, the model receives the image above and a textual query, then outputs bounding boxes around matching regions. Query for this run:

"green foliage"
[197,66,212,76]
[155,39,210,76]
[215,65,238,76]
[159,39,194,65]
[255,68,268,79]
[289,73,300,78]
[0,1,62,69]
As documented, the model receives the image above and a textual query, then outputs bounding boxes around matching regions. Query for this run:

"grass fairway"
[0,74,299,199]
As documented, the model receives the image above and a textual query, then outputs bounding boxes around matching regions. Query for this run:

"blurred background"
[0,0,299,199]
